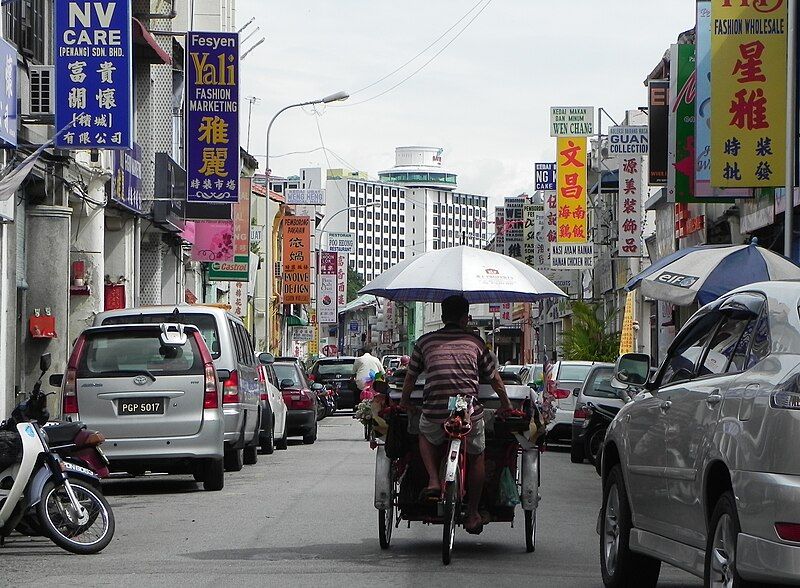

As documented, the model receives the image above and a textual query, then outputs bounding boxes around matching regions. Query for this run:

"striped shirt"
[407,324,496,423]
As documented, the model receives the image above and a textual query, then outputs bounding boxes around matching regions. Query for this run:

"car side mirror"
[258,352,275,365]
[216,369,231,382]
[40,353,52,373]
[311,383,324,391]
[572,387,580,397]
[614,353,651,386]
[280,379,295,390]
[49,373,63,388]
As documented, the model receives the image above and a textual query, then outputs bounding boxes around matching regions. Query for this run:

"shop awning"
[286,314,308,327]
[132,18,172,65]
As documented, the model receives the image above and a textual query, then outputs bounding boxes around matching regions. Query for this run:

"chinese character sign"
[0,39,16,146]
[336,253,348,308]
[534,163,557,191]
[499,303,512,325]
[282,216,311,304]
[186,32,240,203]
[494,207,505,253]
[544,191,558,246]
[618,157,643,258]
[503,197,524,260]
[522,203,538,267]
[55,0,133,149]
[318,251,338,324]
[111,143,142,213]
[711,0,787,187]
[556,137,588,244]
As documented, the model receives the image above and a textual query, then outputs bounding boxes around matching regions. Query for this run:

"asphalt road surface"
[1,415,701,587]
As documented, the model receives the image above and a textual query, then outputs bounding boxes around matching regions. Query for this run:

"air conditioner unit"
[29,66,54,116]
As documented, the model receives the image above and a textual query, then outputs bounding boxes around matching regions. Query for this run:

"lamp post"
[261,90,349,353]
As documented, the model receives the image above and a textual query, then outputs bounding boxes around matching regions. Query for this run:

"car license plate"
[118,398,165,416]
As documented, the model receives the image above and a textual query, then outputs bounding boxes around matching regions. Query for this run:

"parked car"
[547,361,599,442]
[599,282,800,587]
[569,363,616,464]
[94,305,263,472]
[57,322,226,491]
[498,364,529,385]
[256,353,288,454]
[273,360,321,444]
[308,357,358,409]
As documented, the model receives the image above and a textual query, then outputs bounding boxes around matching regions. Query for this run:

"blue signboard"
[54,0,133,149]
[0,38,17,147]
[349,321,359,333]
[111,143,142,213]
[186,31,239,204]
[534,162,557,191]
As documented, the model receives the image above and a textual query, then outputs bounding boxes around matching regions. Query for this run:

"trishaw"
[355,244,565,565]
[369,380,543,565]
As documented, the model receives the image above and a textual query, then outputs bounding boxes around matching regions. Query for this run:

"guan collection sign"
[186,31,240,203]
[55,0,133,149]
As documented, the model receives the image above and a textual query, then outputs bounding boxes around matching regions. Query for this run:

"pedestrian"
[353,342,384,392]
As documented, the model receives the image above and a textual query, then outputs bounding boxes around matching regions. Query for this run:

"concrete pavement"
[0,415,700,587]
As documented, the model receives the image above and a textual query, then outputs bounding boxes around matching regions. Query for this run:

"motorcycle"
[0,354,115,553]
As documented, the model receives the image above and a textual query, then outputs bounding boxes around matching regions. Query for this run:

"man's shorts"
[418,413,485,455]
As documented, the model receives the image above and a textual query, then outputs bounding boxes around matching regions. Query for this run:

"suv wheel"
[600,465,661,587]
[705,491,752,588]
[275,424,289,450]
[202,459,224,491]
[261,418,275,454]
[303,423,318,445]
[224,447,243,472]
[570,438,585,464]
[243,442,258,465]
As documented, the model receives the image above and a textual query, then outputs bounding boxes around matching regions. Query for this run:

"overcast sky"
[236,1,694,208]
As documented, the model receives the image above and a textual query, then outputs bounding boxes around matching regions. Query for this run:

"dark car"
[308,357,358,409]
[570,365,620,464]
[273,361,321,445]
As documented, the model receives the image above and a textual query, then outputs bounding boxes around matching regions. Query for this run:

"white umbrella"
[359,246,567,303]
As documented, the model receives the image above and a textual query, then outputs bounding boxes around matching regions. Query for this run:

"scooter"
[0,354,115,553]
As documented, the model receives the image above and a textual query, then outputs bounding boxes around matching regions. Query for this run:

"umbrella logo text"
[656,272,698,288]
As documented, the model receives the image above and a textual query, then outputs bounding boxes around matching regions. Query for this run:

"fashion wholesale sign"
[55,0,133,149]
[618,157,643,258]
[503,197,525,260]
[318,252,338,324]
[710,0,787,187]
[186,31,240,203]
[556,137,588,244]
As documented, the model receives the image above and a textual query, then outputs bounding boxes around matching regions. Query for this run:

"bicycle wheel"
[37,479,115,555]
[379,465,395,549]
[442,476,458,565]
[525,508,536,553]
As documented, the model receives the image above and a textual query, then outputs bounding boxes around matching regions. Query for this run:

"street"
[1,415,700,588]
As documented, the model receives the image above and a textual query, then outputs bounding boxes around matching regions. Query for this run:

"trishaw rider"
[400,295,512,535]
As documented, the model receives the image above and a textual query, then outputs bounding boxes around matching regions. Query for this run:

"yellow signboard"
[619,292,635,355]
[556,137,588,243]
[711,0,787,187]
[308,310,318,355]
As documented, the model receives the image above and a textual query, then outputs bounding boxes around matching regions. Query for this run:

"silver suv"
[95,306,263,472]
[58,323,226,490]
[599,282,800,587]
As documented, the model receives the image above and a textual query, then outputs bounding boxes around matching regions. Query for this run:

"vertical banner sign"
[534,163,557,191]
[544,191,558,246]
[336,253,348,308]
[522,203,538,267]
[711,0,787,188]
[282,216,311,304]
[618,157,643,257]
[318,252,338,324]
[556,137,588,243]
[186,32,240,203]
[111,143,142,213]
[648,80,670,185]
[534,209,549,270]
[499,303,512,325]
[231,282,246,318]
[503,197,524,259]
[494,207,505,253]
[55,0,133,149]
[0,38,17,147]
[208,179,251,281]
[668,44,697,203]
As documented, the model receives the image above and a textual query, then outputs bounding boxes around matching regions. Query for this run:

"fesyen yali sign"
[186,32,240,203]
[55,0,133,149]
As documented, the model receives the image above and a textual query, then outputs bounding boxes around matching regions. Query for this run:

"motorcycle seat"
[45,421,85,446]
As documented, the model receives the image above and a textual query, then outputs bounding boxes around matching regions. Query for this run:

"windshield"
[102,313,221,359]
[582,368,616,399]
[78,330,203,377]
[316,362,355,376]
[557,364,594,382]
[274,364,304,387]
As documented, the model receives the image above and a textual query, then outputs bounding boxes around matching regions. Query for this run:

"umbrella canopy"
[625,241,800,306]
[359,246,567,303]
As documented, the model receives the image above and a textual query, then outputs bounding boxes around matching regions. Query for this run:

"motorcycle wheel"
[37,479,115,555]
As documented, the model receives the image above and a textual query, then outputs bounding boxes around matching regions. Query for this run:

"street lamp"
[261,91,349,353]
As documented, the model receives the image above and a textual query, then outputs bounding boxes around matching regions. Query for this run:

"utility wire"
[336,0,494,108]
[350,0,489,96]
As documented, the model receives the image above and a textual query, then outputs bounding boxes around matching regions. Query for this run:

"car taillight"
[308,374,315,382]
[284,389,313,410]
[62,335,86,418]
[203,363,219,409]
[260,392,268,401]
[553,388,571,400]
[222,370,240,404]
[771,373,800,409]
[573,406,591,420]
[776,523,800,542]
